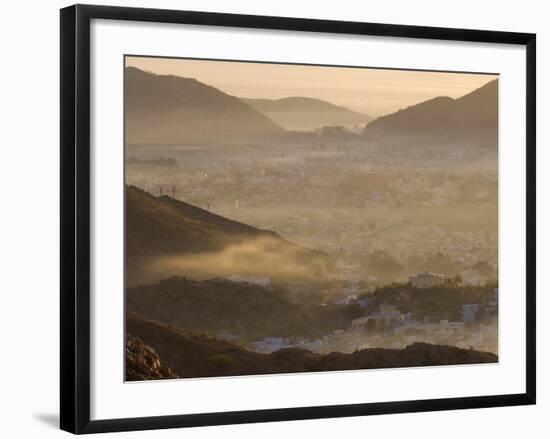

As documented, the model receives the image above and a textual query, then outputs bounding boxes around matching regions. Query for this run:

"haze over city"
[124,57,499,381]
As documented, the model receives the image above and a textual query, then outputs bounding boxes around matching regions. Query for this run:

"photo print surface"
[124,56,499,381]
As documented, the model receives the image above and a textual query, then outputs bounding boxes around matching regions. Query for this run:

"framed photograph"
[60,4,536,434]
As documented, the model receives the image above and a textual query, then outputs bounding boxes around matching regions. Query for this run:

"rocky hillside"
[125,334,178,381]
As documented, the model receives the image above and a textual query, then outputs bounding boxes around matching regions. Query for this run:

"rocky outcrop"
[125,334,178,381]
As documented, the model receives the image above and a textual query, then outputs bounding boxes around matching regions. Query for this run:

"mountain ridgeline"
[126,185,333,285]
[243,96,372,131]
[125,67,284,145]
[363,78,498,149]
[125,66,497,150]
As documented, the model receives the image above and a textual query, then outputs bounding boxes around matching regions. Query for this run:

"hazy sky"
[126,56,497,117]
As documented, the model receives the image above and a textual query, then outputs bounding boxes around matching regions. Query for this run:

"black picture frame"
[60,4,536,434]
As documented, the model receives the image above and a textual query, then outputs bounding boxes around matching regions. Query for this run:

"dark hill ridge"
[243,96,372,131]
[126,276,349,340]
[125,67,284,145]
[363,78,498,148]
[127,313,498,379]
[126,185,332,284]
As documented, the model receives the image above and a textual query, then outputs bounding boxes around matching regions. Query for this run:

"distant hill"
[243,96,372,131]
[126,185,332,284]
[127,313,498,379]
[363,79,498,149]
[125,67,284,145]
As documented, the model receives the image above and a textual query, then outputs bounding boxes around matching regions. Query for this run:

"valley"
[123,64,499,379]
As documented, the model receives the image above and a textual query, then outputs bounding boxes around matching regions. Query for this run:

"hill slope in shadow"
[363,79,498,149]
[127,313,498,379]
[126,186,332,285]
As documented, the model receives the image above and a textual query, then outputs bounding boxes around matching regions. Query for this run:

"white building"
[253,337,288,353]
[437,320,465,335]
[228,274,271,288]
[409,271,444,289]
[461,269,484,286]
[351,314,387,332]
[300,339,323,353]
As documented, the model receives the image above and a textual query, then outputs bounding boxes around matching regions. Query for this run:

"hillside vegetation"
[127,277,349,340]
[366,282,498,321]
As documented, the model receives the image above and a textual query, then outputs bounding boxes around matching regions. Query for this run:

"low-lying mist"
[148,236,333,282]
